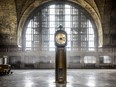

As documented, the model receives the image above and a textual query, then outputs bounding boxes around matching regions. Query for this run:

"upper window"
[23,3,97,51]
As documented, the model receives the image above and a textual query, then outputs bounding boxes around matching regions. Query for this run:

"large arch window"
[24,3,97,51]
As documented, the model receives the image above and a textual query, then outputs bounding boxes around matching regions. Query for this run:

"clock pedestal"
[55,25,67,84]
[55,47,67,84]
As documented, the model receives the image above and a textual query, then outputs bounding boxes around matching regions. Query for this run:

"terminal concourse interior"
[0,0,116,87]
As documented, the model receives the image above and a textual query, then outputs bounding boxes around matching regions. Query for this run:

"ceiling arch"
[17,0,103,47]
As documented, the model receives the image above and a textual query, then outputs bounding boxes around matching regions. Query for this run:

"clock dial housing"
[55,30,67,47]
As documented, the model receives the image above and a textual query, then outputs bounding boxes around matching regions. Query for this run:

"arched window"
[23,2,97,51]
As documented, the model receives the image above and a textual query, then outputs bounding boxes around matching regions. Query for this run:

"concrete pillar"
[3,56,8,64]
[81,55,85,68]
[34,62,38,69]
[0,58,3,64]
[95,55,100,68]
[20,55,25,68]
[111,55,115,67]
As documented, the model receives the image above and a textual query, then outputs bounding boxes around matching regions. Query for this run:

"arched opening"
[22,2,98,51]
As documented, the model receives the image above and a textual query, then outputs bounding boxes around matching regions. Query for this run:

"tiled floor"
[0,69,116,87]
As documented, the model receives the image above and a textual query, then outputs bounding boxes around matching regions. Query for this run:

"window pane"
[24,4,96,51]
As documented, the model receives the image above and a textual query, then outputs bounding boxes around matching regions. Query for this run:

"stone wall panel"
[0,0,17,45]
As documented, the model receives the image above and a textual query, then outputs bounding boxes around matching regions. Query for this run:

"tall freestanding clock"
[55,25,67,84]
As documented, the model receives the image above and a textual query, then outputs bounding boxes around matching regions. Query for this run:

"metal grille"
[24,4,96,51]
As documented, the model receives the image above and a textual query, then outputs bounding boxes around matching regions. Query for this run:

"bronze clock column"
[55,25,67,84]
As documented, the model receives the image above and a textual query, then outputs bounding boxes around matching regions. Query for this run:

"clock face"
[56,33,66,44]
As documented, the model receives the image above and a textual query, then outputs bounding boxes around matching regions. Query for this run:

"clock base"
[55,47,67,84]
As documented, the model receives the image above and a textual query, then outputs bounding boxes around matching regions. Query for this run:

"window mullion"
[39,10,42,51]
[78,9,81,51]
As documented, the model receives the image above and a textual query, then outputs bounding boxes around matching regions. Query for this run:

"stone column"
[3,56,8,64]
[96,55,100,68]
[20,55,25,69]
[81,55,85,68]
[0,58,3,64]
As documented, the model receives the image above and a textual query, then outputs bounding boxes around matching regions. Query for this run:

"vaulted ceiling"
[0,0,116,47]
